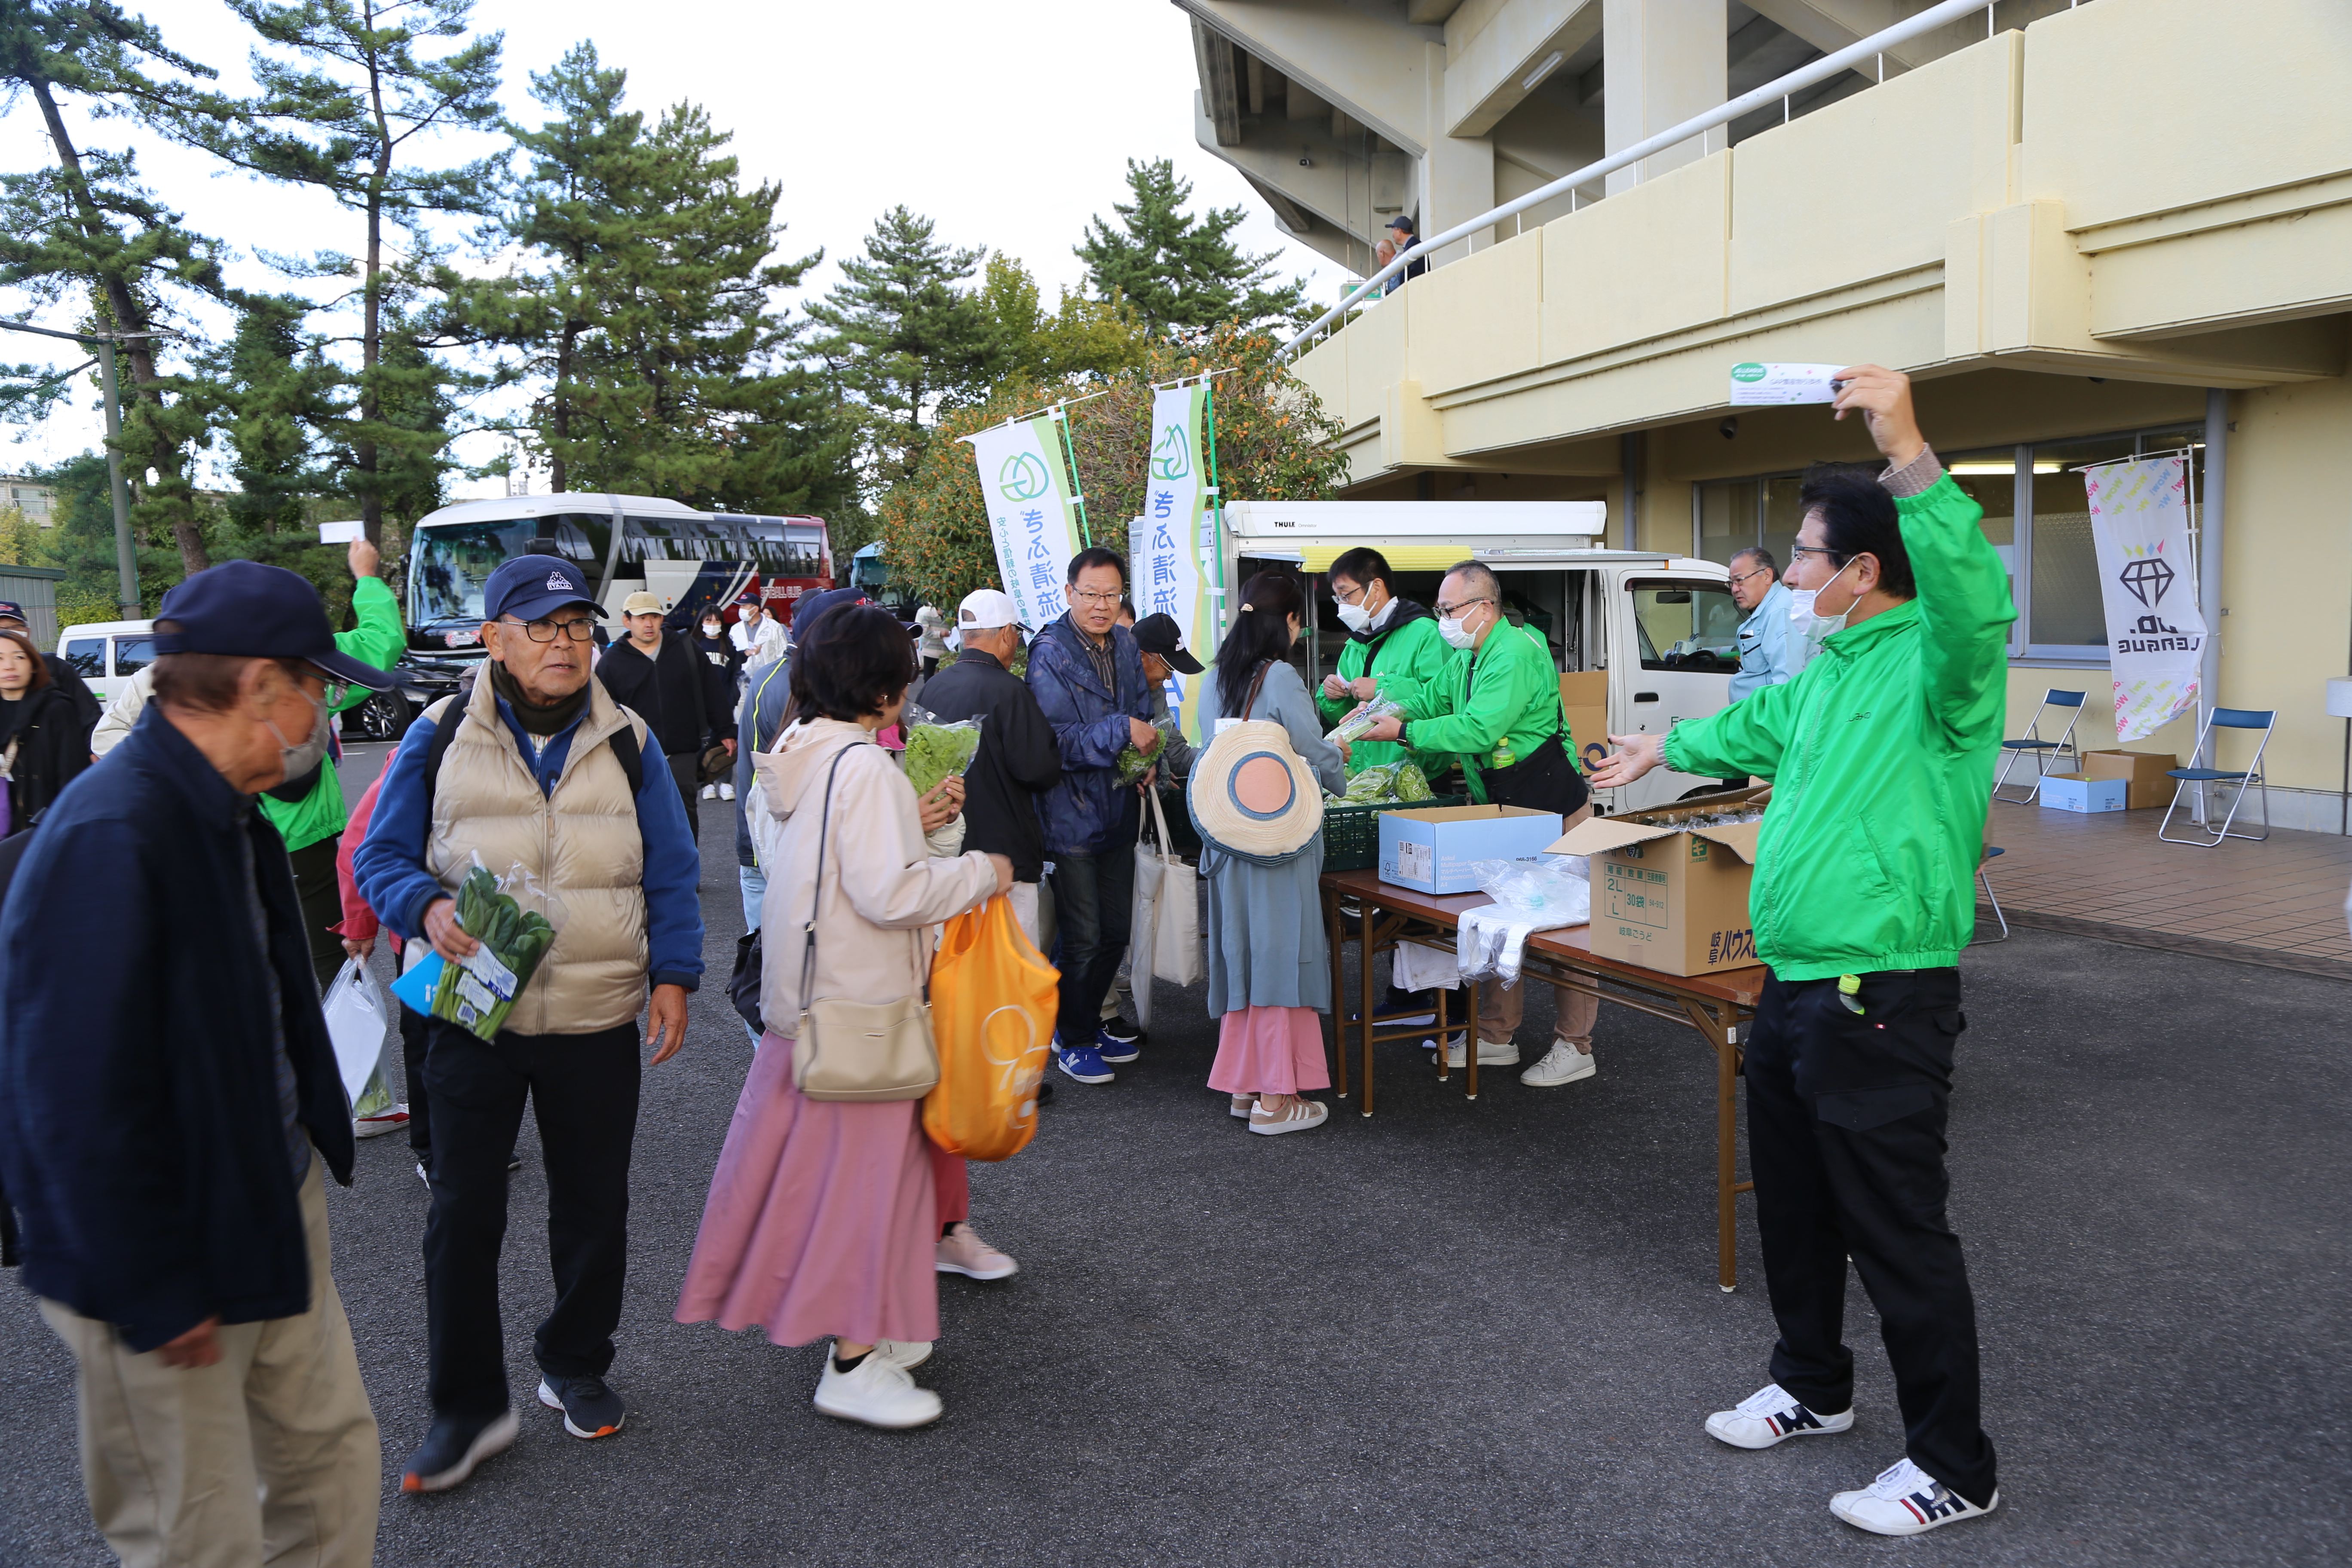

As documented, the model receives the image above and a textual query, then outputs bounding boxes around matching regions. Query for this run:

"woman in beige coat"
[676,604,1010,1430]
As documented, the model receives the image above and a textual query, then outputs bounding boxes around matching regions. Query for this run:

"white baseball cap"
[955,588,1026,634]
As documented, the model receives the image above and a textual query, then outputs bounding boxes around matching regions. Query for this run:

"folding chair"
[2157,708,2275,847]
[1972,845,2009,943]
[1991,689,2086,803]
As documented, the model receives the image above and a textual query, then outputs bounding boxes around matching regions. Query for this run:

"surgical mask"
[1438,611,1479,651]
[703,622,722,638]
[1335,600,1371,634]
[268,688,331,782]
[1785,559,1859,675]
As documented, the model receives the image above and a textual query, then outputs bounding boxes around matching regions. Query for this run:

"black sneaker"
[1098,1014,1145,1047]
[538,1373,627,1439]
[400,1408,519,1493]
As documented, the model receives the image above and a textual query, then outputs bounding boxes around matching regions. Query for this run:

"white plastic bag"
[322,956,389,1111]
[1128,833,1164,1033]
[1456,856,1592,987]
[1142,787,1204,989]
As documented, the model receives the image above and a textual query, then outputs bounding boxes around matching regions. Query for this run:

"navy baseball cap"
[790,586,869,639]
[481,554,606,625]
[153,560,396,691]
[0,601,24,622]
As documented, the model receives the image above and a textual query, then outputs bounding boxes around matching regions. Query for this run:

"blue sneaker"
[1055,1041,1115,1084]
[1095,1025,1139,1064]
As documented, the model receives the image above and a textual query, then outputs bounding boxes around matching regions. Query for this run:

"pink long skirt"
[675,1031,967,1348]
[1207,1005,1331,1096]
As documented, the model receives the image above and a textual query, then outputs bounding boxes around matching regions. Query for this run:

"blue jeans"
[738,863,766,932]
[1046,848,1133,1046]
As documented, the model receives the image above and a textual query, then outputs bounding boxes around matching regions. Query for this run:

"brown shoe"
[1247,1096,1329,1136]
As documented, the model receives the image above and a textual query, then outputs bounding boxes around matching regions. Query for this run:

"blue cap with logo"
[482,555,606,624]
[153,560,397,691]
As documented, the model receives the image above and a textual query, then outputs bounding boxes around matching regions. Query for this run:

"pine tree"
[807,206,993,493]
[974,253,1152,385]
[501,61,855,517]
[0,0,234,582]
[1075,158,1307,336]
[206,291,336,536]
[208,0,504,547]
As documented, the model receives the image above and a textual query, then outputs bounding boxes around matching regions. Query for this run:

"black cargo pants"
[1744,967,1998,1507]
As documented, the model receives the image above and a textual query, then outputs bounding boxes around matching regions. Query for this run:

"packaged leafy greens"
[393,862,564,1043]
[1327,695,1404,747]
[903,716,983,797]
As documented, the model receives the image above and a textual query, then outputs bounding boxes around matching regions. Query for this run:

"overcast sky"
[0,0,1345,496]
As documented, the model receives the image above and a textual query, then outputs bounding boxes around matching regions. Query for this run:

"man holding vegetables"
[1352,561,1601,1090]
[355,554,704,1494]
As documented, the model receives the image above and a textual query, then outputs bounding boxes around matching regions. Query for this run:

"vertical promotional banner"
[966,415,1083,631]
[1137,385,1216,739]
[2084,454,2206,742]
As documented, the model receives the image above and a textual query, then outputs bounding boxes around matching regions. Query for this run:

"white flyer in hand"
[316,519,366,543]
[1728,363,1847,406]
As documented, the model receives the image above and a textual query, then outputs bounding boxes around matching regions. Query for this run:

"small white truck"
[1218,499,1742,812]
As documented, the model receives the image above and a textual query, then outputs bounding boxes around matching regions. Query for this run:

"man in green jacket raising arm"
[1592,366,2009,1537]
[1356,561,1598,1090]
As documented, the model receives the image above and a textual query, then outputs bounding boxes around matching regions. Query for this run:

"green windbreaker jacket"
[1313,603,1451,776]
[1662,472,2014,980]
[257,574,406,854]
[1395,619,1563,805]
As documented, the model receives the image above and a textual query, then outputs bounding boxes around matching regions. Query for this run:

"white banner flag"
[2084,454,2205,742]
[1133,386,1216,740]
[966,415,1083,631]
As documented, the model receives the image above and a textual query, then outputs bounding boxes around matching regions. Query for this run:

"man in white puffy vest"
[354,554,703,1494]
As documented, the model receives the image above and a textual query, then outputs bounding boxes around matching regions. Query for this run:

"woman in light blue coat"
[1200,573,1349,1135]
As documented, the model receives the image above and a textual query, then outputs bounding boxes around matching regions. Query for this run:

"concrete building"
[1182,0,2352,831]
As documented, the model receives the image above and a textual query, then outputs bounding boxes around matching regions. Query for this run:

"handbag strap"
[1146,775,1176,863]
[797,744,856,1009]
[1240,659,1271,721]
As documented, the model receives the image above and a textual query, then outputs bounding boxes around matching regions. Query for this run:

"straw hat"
[1188,718,1323,864]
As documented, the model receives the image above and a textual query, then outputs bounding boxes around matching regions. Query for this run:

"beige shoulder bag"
[790,745,940,1102]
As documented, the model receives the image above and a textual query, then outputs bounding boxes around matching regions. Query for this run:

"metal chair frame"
[1972,845,2009,943]
[2157,707,2275,847]
[1991,689,2086,804]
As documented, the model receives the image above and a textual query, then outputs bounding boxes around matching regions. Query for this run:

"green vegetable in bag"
[430,866,559,1042]
[903,719,983,798]
[1344,764,1400,802]
[1393,762,1434,802]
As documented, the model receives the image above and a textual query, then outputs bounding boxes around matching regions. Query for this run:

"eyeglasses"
[1070,588,1121,606]
[1332,581,1369,606]
[1788,545,1850,565]
[319,678,350,708]
[509,616,598,643]
[1434,596,1491,619]
[1727,565,1773,587]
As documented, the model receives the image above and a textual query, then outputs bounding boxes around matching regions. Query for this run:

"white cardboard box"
[2038,772,2128,813]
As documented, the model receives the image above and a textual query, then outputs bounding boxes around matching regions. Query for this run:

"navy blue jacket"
[0,707,357,1351]
[1026,615,1154,858]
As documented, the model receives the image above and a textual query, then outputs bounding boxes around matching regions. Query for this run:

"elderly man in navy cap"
[0,560,396,1568]
[355,552,701,1493]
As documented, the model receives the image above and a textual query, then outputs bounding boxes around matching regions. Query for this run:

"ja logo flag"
[965,416,1082,630]
[2084,453,2206,743]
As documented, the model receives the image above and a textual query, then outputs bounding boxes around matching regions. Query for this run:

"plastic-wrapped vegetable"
[1115,744,1154,786]
[903,717,984,798]
[1344,764,1400,802]
[429,864,562,1041]
[1393,762,1434,802]
[1328,695,1404,747]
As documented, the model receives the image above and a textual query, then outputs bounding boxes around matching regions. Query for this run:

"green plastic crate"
[1322,793,1467,873]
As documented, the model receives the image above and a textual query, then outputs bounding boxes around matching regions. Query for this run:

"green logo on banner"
[998,451,1050,501]
[1150,422,1191,481]
[1730,362,1767,383]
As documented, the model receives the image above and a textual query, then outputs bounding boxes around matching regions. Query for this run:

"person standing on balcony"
[1375,214,1430,294]
[1591,366,2009,1538]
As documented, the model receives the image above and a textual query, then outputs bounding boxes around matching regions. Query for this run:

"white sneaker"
[814,1345,943,1429]
[1830,1457,1998,1537]
[871,1338,933,1371]
[1247,1096,1329,1136]
[700,783,718,799]
[1705,1382,1855,1449]
[1521,1041,1597,1087]
[1431,1036,1519,1068]
[718,782,735,800]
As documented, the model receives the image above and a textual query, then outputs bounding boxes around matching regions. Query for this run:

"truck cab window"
[1629,582,1740,674]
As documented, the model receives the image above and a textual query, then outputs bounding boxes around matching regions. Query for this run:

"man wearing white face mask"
[1591,366,2013,1538]
[1355,561,1599,1087]
[1314,547,1449,781]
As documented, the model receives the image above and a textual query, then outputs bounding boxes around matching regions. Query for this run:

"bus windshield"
[410,519,598,636]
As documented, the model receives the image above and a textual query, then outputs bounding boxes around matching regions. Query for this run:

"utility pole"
[0,319,168,619]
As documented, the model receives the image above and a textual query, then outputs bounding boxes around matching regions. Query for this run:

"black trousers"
[286,834,345,995]
[1047,843,1134,1044]
[399,1001,433,1155]
[1746,968,1997,1507]
[669,753,701,844]
[421,1018,640,1419]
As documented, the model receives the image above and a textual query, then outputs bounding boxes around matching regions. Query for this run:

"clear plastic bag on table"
[1327,695,1405,748]
[1115,714,1176,787]
[1455,855,1592,987]
[903,711,985,798]
[389,856,568,1043]
[1343,763,1400,801]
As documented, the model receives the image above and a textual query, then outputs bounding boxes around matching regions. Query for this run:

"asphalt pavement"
[2,741,2345,1566]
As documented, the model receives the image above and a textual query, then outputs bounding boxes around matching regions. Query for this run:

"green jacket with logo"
[1313,604,1451,776]
[257,574,405,854]
[1662,473,2014,980]
[1393,619,1562,805]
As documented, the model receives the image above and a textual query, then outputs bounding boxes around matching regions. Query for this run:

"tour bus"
[404,494,833,658]
[1217,499,1739,813]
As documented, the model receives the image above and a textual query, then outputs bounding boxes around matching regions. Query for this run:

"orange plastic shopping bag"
[923,893,1059,1161]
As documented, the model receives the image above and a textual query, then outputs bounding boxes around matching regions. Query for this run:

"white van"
[57,619,157,707]
[1219,501,1740,812]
